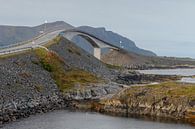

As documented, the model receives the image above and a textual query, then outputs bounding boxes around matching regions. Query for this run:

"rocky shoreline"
[0,94,66,125]
[126,64,195,70]
[0,80,124,125]
[1,80,194,125]
[115,71,181,85]
[69,84,195,125]
[0,65,191,125]
[0,37,194,126]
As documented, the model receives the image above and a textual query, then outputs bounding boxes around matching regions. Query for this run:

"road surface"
[0,29,64,56]
[0,29,120,56]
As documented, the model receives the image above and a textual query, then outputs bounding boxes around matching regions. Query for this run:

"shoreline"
[0,87,194,126]
[1,79,194,126]
[0,95,67,125]
[126,65,195,70]
[1,78,194,126]
[0,104,193,127]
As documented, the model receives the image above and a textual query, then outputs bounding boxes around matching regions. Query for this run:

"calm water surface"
[138,68,195,83]
[1,110,194,129]
[138,68,195,76]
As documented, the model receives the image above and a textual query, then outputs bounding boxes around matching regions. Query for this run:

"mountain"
[0,21,156,57]
[72,26,156,56]
[0,21,74,46]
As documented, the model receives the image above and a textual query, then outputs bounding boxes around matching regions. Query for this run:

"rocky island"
[0,35,194,126]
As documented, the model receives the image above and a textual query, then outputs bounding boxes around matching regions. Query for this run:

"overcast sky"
[1,0,195,58]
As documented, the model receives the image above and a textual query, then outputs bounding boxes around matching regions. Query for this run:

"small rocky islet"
[0,36,194,126]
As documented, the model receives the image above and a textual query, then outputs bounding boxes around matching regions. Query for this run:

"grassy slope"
[125,82,195,98]
[34,47,100,92]
[89,81,195,124]
[0,36,103,92]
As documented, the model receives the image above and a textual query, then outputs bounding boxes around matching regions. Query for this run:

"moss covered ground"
[117,82,195,102]
[34,47,100,92]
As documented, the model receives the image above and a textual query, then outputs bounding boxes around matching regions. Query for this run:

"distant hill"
[72,26,156,56]
[102,49,195,69]
[0,21,74,46]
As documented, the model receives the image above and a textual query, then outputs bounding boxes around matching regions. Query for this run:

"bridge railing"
[0,28,65,50]
[62,29,120,50]
[0,47,32,56]
[0,34,45,50]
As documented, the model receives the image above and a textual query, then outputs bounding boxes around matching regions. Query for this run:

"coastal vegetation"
[34,47,99,92]
[96,82,195,123]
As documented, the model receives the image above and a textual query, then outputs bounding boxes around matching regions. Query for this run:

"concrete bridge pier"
[62,30,119,60]
[94,48,101,60]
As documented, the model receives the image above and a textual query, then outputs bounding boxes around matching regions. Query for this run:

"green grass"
[145,82,195,97]
[191,76,195,78]
[115,82,195,104]
[101,81,195,118]
[0,36,62,59]
[105,63,122,70]
[58,69,100,91]
[34,48,100,92]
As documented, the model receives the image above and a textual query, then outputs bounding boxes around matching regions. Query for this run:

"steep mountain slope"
[72,26,156,56]
[0,21,74,46]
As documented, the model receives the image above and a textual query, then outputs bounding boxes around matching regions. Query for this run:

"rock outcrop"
[0,36,121,124]
[64,83,122,101]
[115,71,180,85]
[92,82,195,124]
[0,53,66,124]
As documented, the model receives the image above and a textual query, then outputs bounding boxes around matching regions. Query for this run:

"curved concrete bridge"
[0,29,120,60]
[61,29,119,59]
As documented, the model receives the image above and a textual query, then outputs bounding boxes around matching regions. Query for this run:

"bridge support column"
[94,48,101,60]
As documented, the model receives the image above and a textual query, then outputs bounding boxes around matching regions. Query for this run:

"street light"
[119,41,122,48]
[44,20,48,33]
[119,41,124,49]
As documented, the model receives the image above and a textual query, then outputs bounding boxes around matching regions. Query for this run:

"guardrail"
[0,47,32,56]
[0,28,65,50]
[0,28,65,56]
[0,44,51,56]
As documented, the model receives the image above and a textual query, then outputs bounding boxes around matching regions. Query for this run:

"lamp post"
[119,41,124,66]
[119,41,124,49]
[119,41,122,48]
[44,20,48,34]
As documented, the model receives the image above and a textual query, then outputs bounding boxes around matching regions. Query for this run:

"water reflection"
[1,110,194,129]
[138,69,195,76]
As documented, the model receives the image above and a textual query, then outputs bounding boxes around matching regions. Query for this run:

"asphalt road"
[0,29,120,56]
[0,29,64,55]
